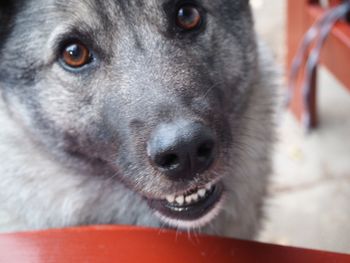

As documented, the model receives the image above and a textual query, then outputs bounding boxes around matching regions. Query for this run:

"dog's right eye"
[176,5,202,31]
[60,42,92,69]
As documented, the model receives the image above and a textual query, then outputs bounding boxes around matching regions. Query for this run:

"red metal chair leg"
[287,0,350,129]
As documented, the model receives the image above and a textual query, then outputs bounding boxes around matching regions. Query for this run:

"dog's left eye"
[60,42,92,69]
[176,5,202,31]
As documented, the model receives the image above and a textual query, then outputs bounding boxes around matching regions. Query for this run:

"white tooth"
[166,195,175,203]
[185,195,192,204]
[206,183,213,190]
[198,189,206,197]
[175,195,185,205]
[191,193,199,202]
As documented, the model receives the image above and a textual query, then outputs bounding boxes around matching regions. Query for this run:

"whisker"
[201,81,225,100]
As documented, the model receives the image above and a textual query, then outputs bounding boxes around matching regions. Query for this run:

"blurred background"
[251,0,350,253]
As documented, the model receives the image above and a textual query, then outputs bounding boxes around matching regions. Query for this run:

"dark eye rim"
[58,39,97,73]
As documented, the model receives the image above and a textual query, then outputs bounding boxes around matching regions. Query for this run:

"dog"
[0,0,276,239]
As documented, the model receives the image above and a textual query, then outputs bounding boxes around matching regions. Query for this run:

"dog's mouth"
[147,181,224,228]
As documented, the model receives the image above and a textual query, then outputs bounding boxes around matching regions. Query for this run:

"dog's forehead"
[49,0,230,21]
[38,0,174,34]
[22,0,244,31]
[53,0,167,18]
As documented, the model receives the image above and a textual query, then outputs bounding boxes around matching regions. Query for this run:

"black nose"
[147,121,216,181]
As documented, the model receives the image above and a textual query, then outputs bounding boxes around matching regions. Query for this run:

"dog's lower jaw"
[154,198,225,230]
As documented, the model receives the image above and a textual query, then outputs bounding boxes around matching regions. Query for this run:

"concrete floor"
[252,0,350,254]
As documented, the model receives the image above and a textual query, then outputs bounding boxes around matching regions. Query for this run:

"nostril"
[197,141,214,162]
[148,121,217,180]
[156,153,180,170]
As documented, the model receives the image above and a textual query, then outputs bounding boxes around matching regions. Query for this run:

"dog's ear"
[0,1,18,48]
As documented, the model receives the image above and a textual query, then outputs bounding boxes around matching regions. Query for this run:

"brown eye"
[176,5,202,30]
[61,42,91,68]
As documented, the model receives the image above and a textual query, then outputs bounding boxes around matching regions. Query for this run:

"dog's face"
[0,0,260,231]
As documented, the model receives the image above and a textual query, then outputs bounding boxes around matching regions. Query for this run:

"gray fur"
[0,0,276,239]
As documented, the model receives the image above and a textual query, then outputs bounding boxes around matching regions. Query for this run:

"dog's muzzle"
[146,120,223,227]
